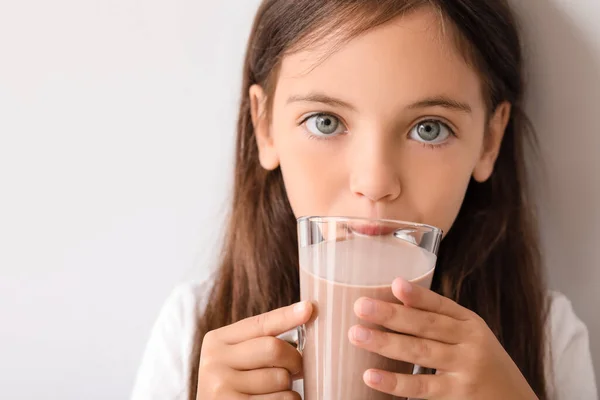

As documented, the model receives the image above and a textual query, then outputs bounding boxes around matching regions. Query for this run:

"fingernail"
[294,301,307,313]
[358,298,375,316]
[351,326,371,342]
[396,278,413,294]
[365,370,383,384]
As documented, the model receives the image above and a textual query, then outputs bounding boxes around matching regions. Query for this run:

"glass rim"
[297,215,443,236]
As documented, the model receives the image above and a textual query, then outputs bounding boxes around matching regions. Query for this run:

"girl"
[132,0,597,399]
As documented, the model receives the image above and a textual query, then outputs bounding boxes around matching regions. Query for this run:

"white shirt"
[131,280,598,400]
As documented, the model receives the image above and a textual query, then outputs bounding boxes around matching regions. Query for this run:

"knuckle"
[417,312,436,337]
[202,330,217,346]
[272,368,292,390]
[198,343,221,368]
[412,339,432,363]
[390,373,401,393]
[198,352,216,369]
[253,313,267,332]
[264,336,286,360]
[208,378,226,395]
[377,331,392,351]
[281,391,301,400]
[424,312,437,327]
[412,376,430,398]
[199,368,228,395]
[384,302,397,321]
[288,350,303,373]
[435,295,445,313]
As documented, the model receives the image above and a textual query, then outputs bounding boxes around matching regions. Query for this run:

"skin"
[197,7,537,400]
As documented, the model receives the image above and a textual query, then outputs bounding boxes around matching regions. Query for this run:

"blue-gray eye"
[305,114,345,136]
[410,120,451,143]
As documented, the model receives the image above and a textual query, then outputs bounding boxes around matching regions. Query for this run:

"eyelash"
[419,141,451,150]
[298,113,457,148]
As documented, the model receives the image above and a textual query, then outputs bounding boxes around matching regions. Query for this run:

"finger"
[392,278,472,320]
[234,368,292,395]
[196,366,247,400]
[218,302,313,344]
[354,297,463,344]
[349,325,457,371]
[249,391,302,400]
[225,336,303,375]
[214,392,246,400]
[363,369,449,399]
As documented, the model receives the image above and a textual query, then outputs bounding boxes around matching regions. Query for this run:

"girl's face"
[251,7,510,235]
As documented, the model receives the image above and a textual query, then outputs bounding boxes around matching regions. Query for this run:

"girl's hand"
[349,278,538,400]
[197,302,312,400]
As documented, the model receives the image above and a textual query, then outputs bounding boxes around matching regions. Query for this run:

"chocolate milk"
[299,235,436,400]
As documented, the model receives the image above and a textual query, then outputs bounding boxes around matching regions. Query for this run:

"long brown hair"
[189,1,549,398]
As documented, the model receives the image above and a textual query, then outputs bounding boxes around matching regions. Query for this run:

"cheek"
[423,177,470,235]
[403,150,476,235]
[277,140,346,218]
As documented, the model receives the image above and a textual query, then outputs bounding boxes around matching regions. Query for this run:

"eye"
[409,120,453,144]
[304,113,346,137]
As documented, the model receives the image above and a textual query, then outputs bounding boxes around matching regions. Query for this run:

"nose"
[349,135,401,203]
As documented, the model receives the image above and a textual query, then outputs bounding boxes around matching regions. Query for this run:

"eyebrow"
[407,96,472,113]
[286,93,357,111]
[287,93,472,114]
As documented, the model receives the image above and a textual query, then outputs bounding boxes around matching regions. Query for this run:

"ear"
[250,84,279,171]
[473,101,511,183]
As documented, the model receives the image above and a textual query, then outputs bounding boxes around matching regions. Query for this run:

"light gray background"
[0,0,597,398]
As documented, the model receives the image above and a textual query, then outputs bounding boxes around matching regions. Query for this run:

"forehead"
[274,7,485,113]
